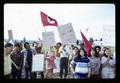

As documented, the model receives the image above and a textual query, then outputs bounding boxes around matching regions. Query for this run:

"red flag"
[40,11,58,27]
[80,31,92,57]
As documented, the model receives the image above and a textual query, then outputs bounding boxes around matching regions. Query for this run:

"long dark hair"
[73,46,79,51]
[89,48,98,57]
[94,46,101,57]
[32,41,38,47]
[77,48,87,59]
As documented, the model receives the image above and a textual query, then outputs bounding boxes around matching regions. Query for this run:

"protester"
[44,46,56,79]
[89,48,100,79]
[69,46,79,63]
[70,48,91,79]
[21,42,36,79]
[59,45,69,79]
[94,46,102,59]
[4,43,13,79]
[11,43,24,79]
[32,41,44,79]
[101,47,115,79]
[54,42,61,78]
[94,45,103,78]
[113,51,116,77]
[69,46,79,78]
[33,41,43,54]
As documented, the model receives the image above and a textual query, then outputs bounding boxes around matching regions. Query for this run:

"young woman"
[70,48,91,79]
[94,46,102,59]
[45,46,56,79]
[69,47,79,78]
[101,47,115,79]
[32,42,44,79]
[89,48,100,79]
[94,46,102,78]
[54,42,61,77]
[69,47,79,63]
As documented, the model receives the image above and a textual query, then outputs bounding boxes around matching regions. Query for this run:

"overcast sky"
[4,4,115,42]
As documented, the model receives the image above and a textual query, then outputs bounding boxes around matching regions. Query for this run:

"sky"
[4,4,115,43]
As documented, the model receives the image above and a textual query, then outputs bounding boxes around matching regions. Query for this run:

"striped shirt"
[71,56,90,74]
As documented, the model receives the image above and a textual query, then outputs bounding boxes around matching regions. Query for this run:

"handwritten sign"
[42,31,55,46]
[32,54,44,72]
[58,23,76,44]
[102,25,115,47]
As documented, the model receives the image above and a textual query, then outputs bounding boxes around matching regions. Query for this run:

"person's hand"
[18,66,21,70]
[88,74,91,78]
[73,71,75,74]
[107,56,110,61]
[106,57,110,64]
[91,71,94,75]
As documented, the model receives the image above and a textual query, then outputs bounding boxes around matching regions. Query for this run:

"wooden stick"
[11,59,19,70]
[10,51,19,70]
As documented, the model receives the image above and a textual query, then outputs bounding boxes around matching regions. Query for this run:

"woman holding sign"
[32,42,44,79]
[45,46,56,79]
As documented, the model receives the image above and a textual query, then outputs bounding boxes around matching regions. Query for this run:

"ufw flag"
[80,31,92,57]
[40,11,58,27]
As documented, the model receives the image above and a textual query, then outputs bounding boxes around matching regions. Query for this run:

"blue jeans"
[74,73,88,79]
[11,64,22,79]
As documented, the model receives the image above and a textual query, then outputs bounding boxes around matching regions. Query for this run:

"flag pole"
[10,52,19,70]
[43,26,47,32]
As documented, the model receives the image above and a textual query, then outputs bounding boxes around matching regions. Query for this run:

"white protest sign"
[32,54,44,72]
[42,31,55,46]
[8,30,13,40]
[102,25,115,47]
[58,23,76,44]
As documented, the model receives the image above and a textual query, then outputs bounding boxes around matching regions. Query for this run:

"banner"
[81,31,91,56]
[102,25,115,47]
[40,11,58,27]
[42,31,55,46]
[8,30,13,40]
[58,23,76,44]
[32,54,44,72]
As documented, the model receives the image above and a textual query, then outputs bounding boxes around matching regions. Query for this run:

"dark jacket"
[11,50,24,70]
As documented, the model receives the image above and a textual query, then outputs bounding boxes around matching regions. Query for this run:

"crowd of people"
[4,41,116,79]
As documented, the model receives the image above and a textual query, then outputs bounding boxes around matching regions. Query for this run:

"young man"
[4,43,13,79]
[21,42,36,79]
[59,45,69,79]
[11,43,24,79]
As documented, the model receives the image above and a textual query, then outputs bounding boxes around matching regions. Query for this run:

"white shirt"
[101,56,115,72]
[59,47,69,58]
[4,54,12,75]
